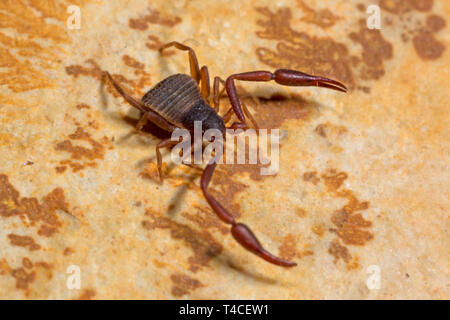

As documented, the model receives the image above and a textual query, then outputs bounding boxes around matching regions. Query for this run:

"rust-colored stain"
[122,55,152,88]
[66,60,104,80]
[76,103,91,110]
[0,174,68,237]
[6,257,53,293]
[329,241,360,270]
[8,234,41,251]
[328,239,350,263]
[63,247,75,256]
[315,122,348,139]
[0,259,11,276]
[303,171,320,185]
[321,171,373,246]
[128,7,182,30]
[412,31,445,60]
[170,273,203,297]
[321,171,348,192]
[275,242,314,260]
[298,248,314,259]
[331,206,373,246]
[426,14,446,32]
[296,0,341,29]
[0,0,92,106]
[56,127,104,160]
[34,261,52,270]
[183,206,229,235]
[312,224,325,238]
[241,94,311,129]
[55,126,106,173]
[315,125,327,138]
[215,84,313,131]
[123,55,145,70]
[207,167,248,220]
[146,35,176,56]
[11,267,36,290]
[378,0,446,60]
[348,21,393,81]
[301,169,373,268]
[140,162,168,182]
[255,7,357,89]
[152,258,168,269]
[142,208,223,272]
[66,58,151,97]
[278,234,298,261]
[22,257,33,269]
[75,289,96,300]
[380,0,433,14]
[255,3,445,92]
[296,207,308,218]
[346,255,360,271]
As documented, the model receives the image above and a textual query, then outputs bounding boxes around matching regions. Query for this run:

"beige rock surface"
[0,0,448,299]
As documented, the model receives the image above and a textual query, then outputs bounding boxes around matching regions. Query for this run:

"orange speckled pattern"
[0,0,448,299]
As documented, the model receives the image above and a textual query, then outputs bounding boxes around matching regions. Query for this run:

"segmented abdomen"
[141,74,202,126]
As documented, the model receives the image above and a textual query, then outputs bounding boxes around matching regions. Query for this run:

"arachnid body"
[105,41,347,267]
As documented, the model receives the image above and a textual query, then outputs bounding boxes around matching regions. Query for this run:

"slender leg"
[222,105,257,130]
[105,71,148,113]
[225,69,347,128]
[200,161,297,267]
[200,65,210,101]
[241,102,259,130]
[227,122,248,130]
[159,42,211,101]
[156,138,180,182]
[159,41,201,84]
[135,113,149,131]
[105,71,177,132]
[182,163,203,171]
[222,107,234,124]
[213,76,226,112]
[179,140,206,171]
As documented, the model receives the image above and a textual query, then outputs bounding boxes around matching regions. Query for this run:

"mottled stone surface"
[0,0,448,299]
